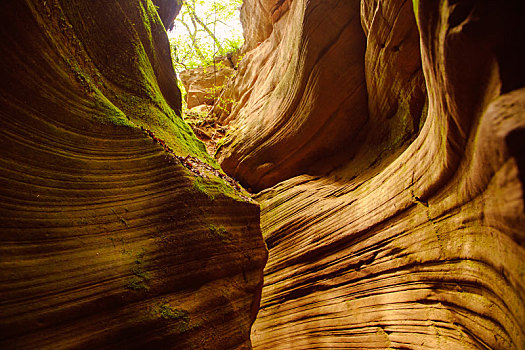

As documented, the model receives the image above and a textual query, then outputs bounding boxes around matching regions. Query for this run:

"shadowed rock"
[0,0,267,348]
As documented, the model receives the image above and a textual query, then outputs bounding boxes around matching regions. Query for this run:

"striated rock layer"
[215,0,369,191]
[217,0,525,348]
[0,0,267,349]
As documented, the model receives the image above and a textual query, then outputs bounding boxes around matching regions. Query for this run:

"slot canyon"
[0,0,524,349]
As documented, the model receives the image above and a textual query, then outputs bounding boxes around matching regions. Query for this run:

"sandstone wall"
[215,0,368,191]
[218,0,525,348]
[0,0,267,348]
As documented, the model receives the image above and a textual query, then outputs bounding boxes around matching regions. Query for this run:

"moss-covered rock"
[0,0,267,348]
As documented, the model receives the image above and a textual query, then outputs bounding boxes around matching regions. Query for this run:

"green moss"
[192,175,243,201]
[214,135,232,155]
[70,62,93,93]
[158,304,189,321]
[193,177,214,199]
[126,248,150,291]
[131,265,150,279]
[156,304,190,333]
[62,0,216,164]
[111,86,214,164]
[207,224,229,242]
[126,276,150,291]
[65,56,134,126]
[140,1,153,35]
[134,248,146,263]
[91,92,134,127]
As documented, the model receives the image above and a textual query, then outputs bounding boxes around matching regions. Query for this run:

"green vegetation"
[126,248,150,291]
[192,175,243,201]
[193,177,215,199]
[204,83,239,115]
[159,304,189,322]
[93,94,134,127]
[62,0,216,163]
[412,0,419,23]
[207,224,229,242]
[156,303,191,333]
[126,277,149,291]
[169,0,244,71]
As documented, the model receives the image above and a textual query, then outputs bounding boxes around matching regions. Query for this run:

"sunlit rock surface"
[0,0,267,348]
[217,0,525,348]
[180,65,236,109]
[215,0,368,191]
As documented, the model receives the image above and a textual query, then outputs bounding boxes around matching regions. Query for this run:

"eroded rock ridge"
[0,0,267,348]
[216,0,525,348]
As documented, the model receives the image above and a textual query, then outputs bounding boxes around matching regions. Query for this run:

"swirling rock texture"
[0,0,267,349]
[215,0,369,191]
[217,0,525,348]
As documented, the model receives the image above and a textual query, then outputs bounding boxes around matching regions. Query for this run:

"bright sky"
[167,1,243,42]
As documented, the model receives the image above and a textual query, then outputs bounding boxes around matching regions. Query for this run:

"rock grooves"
[0,0,267,349]
[141,126,249,201]
[215,0,525,349]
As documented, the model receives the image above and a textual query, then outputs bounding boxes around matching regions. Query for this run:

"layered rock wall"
[217,0,525,348]
[215,0,368,191]
[0,0,267,348]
